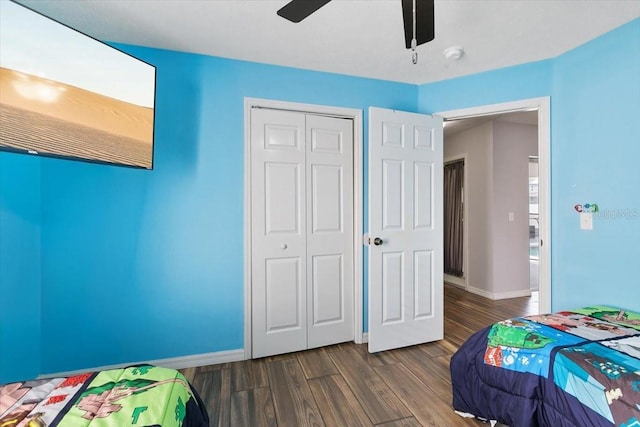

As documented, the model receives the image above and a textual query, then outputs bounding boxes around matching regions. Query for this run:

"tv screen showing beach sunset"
[0,1,156,169]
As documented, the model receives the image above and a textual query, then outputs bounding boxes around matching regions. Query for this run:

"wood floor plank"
[329,346,411,424]
[348,342,400,367]
[296,346,338,379]
[179,366,196,383]
[444,318,476,348]
[264,352,298,363]
[230,387,277,427]
[393,348,455,403]
[217,368,232,427]
[400,338,456,359]
[308,374,373,427]
[375,417,423,427]
[266,358,325,427]
[231,358,268,391]
[374,363,478,427]
[192,368,232,427]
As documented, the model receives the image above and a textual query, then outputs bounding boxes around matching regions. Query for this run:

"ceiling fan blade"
[401,0,435,49]
[277,0,332,23]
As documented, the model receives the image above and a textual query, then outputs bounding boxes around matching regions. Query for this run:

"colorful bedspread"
[451,306,640,427]
[0,365,209,427]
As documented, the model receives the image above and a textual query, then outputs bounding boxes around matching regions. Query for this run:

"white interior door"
[368,107,443,353]
[251,108,353,358]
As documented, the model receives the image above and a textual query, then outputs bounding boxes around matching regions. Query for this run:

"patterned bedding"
[0,365,209,427]
[450,306,640,427]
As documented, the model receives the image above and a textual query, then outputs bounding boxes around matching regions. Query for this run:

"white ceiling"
[15,0,640,85]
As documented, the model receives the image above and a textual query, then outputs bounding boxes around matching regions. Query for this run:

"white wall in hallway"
[444,119,537,298]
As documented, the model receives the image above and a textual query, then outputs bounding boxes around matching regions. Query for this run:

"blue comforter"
[451,306,640,427]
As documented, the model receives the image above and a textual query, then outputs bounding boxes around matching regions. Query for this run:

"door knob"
[373,237,383,246]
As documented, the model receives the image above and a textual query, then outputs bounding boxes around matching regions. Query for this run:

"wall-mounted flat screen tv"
[0,1,156,169]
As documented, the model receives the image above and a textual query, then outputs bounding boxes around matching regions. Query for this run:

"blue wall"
[417,59,553,113]
[0,153,41,383]
[549,19,640,309]
[1,18,638,381]
[420,18,640,311]
[1,50,416,380]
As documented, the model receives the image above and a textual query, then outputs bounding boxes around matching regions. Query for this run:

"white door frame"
[443,154,468,290]
[435,97,551,313]
[244,97,364,359]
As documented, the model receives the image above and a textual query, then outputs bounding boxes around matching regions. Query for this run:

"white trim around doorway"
[435,97,551,313]
[243,98,364,359]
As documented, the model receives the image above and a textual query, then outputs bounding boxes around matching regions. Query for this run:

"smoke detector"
[443,46,464,60]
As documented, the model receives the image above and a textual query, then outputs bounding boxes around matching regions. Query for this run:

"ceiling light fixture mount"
[443,46,464,60]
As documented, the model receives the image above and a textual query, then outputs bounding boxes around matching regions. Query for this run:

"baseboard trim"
[38,349,245,379]
[493,289,532,300]
[466,286,493,299]
[361,332,369,343]
[466,286,531,301]
[444,274,466,288]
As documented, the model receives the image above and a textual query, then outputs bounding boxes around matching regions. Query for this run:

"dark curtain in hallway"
[444,160,464,277]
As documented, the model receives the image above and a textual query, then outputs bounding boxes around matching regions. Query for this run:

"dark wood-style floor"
[180,284,538,426]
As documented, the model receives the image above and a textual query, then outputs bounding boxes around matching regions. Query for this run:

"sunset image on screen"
[0,1,156,169]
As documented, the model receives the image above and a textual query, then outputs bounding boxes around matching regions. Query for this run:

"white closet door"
[251,108,354,358]
[251,108,307,358]
[306,114,354,349]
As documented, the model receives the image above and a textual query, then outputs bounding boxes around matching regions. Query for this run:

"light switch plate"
[580,212,593,230]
